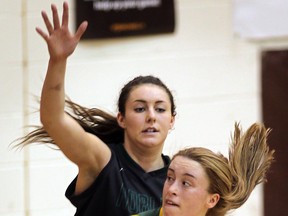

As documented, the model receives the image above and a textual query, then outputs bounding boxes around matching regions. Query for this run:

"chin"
[142,139,160,147]
[162,206,180,216]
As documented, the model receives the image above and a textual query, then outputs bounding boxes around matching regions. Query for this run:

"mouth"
[165,199,179,207]
[142,127,159,133]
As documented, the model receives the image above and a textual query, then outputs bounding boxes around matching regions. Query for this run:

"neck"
[124,143,165,172]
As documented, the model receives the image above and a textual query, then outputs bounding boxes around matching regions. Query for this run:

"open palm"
[36,2,88,61]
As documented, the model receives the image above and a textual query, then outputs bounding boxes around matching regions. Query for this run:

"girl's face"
[162,156,219,216]
[117,84,175,151]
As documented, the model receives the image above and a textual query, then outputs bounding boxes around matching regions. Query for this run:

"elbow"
[39,106,55,129]
[40,112,51,129]
[40,107,66,131]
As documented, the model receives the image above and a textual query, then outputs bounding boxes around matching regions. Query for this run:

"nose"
[167,181,178,196]
[146,108,156,123]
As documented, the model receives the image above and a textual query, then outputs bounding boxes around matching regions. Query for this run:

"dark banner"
[75,0,175,39]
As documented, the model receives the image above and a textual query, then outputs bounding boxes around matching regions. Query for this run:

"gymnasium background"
[1,0,287,215]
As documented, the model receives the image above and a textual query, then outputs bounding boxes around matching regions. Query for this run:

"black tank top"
[65,143,170,216]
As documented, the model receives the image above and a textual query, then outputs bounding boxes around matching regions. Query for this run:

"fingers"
[36,2,87,40]
[37,3,64,37]
[35,27,49,41]
[51,4,60,29]
[62,1,69,27]
[41,10,53,35]
[75,21,88,41]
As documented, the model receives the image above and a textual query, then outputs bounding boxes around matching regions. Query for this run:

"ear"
[206,193,220,209]
[117,112,126,129]
[169,115,176,130]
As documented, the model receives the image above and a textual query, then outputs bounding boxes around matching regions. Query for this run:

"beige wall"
[1,0,287,215]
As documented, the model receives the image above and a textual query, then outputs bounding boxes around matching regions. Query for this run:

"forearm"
[36,1,87,128]
[40,58,67,126]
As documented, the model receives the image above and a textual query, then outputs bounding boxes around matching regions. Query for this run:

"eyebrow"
[133,99,167,104]
[168,167,196,179]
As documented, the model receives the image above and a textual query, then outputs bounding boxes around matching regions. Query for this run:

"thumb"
[75,21,88,41]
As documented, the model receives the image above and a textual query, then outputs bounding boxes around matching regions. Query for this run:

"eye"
[134,107,145,112]
[182,181,191,187]
[155,107,166,113]
[166,176,174,183]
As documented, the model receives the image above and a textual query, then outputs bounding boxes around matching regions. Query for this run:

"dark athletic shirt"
[65,143,170,216]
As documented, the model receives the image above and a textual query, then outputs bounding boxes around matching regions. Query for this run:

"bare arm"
[37,1,111,194]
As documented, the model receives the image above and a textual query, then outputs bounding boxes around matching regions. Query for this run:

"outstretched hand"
[36,1,88,61]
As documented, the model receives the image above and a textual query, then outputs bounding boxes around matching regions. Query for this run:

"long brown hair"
[13,75,177,148]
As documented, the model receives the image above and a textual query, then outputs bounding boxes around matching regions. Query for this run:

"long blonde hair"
[173,123,275,216]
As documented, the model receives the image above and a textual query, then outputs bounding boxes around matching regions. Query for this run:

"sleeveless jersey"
[65,143,170,216]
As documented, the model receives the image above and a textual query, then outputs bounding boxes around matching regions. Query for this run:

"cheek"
[167,115,175,125]
[125,115,144,128]
[159,115,173,127]
[187,190,210,207]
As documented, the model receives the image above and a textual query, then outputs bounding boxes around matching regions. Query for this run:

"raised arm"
[37,1,111,194]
